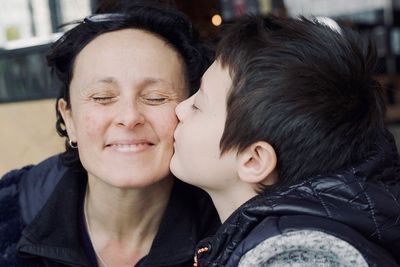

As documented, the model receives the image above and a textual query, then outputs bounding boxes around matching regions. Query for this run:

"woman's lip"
[106,140,154,146]
[106,143,153,153]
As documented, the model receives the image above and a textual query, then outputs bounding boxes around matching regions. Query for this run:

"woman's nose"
[115,99,145,129]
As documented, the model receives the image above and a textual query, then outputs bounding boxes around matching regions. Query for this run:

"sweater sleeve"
[1,166,33,187]
[0,166,33,264]
[238,229,368,267]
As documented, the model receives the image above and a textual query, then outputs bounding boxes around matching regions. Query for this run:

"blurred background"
[1,0,400,176]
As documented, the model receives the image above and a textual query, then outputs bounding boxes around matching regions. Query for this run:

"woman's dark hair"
[47,1,213,167]
[216,16,385,189]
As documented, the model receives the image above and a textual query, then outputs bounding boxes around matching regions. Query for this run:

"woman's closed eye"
[91,95,118,105]
[141,92,178,106]
[142,96,168,105]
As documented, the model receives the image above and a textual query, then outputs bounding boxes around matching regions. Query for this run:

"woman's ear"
[236,141,277,185]
[58,99,77,142]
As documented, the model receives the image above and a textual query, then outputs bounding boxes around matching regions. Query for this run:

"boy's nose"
[175,101,185,122]
[176,94,196,122]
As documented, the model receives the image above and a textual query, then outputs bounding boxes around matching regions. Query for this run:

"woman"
[0,3,218,267]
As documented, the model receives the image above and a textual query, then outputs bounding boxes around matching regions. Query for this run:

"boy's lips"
[173,134,179,147]
[173,125,180,143]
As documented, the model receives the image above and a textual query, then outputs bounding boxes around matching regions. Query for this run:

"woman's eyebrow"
[81,77,116,89]
[82,77,176,91]
[141,77,174,87]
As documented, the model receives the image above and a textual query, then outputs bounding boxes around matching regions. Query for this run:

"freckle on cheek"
[82,115,99,137]
[167,119,179,133]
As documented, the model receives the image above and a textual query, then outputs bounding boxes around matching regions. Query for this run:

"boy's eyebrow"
[198,87,209,104]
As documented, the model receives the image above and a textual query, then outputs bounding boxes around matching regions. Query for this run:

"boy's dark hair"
[47,1,213,167]
[217,16,385,189]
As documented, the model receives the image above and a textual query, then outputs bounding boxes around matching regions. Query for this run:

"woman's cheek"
[80,114,104,138]
[158,106,179,139]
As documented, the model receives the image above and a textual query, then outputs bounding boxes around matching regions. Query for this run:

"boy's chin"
[169,155,183,179]
[170,157,196,186]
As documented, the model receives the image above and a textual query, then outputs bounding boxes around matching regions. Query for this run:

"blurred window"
[0,0,91,102]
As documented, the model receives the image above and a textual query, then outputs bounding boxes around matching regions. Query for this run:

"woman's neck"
[85,175,174,253]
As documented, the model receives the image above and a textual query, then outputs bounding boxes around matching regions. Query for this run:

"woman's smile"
[105,140,153,153]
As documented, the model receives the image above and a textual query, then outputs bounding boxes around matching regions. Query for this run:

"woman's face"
[59,29,187,188]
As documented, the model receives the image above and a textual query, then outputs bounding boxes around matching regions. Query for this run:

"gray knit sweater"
[238,230,368,267]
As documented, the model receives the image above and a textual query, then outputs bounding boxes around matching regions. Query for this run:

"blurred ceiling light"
[211,14,222,26]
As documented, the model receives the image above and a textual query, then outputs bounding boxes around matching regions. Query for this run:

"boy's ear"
[236,141,277,185]
[58,99,77,142]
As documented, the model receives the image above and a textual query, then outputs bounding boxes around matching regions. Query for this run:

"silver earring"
[68,139,78,148]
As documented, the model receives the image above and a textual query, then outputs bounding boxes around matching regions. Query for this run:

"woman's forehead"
[70,29,187,95]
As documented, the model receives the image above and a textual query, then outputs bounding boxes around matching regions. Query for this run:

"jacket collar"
[17,168,89,266]
[144,179,218,266]
[16,168,218,266]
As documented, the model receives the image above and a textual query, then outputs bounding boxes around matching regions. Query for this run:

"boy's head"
[171,15,385,193]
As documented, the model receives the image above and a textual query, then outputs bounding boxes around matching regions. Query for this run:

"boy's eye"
[191,104,199,111]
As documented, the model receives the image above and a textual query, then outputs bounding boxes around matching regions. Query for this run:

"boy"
[170,16,400,266]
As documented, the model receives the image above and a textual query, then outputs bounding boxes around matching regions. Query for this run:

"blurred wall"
[0,99,64,176]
